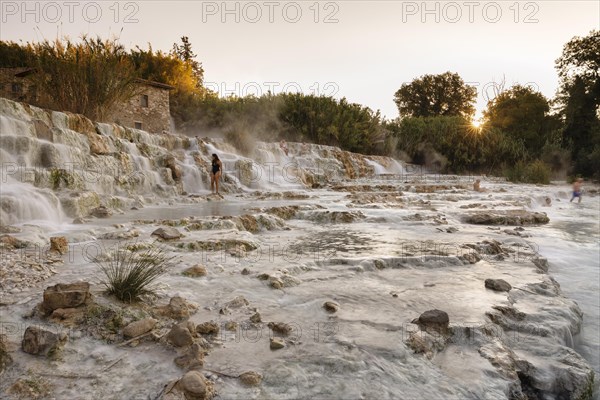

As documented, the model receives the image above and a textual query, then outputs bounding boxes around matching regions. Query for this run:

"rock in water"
[21,326,66,356]
[485,278,512,292]
[267,322,292,336]
[239,371,262,386]
[122,318,157,338]
[414,309,449,333]
[49,236,68,255]
[183,265,207,277]
[323,301,340,313]
[42,282,90,313]
[270,337,285,350]
[151,227,183,240]
[90,205,112,218]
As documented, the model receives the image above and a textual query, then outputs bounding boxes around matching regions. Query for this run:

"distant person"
[280,140,289,156]
[301,142,309,155]
[473,179,483,192]
[210,153,223,195]
[570,178,583,203]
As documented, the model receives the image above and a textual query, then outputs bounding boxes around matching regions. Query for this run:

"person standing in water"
[210,153,223,195]
[570,178,583,203]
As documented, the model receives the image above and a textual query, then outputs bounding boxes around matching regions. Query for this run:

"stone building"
[0,68,173,133]
[111,79,173,133]
[0,67,38,103]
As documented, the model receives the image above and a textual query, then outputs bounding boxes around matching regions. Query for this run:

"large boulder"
[413,309,449,334]
[21,326,67,356]
[42,282,91,313]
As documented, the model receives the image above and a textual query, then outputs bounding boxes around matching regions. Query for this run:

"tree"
[171,36,204,89]
[393,72,477,118]
[483,85,551,156]
[555,30,600,177]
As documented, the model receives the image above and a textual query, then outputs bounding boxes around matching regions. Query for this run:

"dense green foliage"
[483,85,558,157]
[393,72,477,118]
[388,116,526,173]
[555,30,600,179]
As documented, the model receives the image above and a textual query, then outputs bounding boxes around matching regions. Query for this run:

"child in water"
[570,178,583,203]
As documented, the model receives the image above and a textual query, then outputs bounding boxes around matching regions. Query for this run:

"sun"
[471,119,481,129]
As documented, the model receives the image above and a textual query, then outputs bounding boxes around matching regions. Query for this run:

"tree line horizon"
[0,30,598,182]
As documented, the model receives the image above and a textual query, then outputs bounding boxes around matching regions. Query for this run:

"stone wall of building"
[109,84,171,133]
[0,68,36,104]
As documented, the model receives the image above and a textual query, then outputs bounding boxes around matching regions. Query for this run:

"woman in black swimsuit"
[210,153,223,195]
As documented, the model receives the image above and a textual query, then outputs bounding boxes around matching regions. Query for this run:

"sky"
[1,1,598,120]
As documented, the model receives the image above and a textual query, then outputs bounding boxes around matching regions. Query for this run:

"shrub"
[505,160,551,184]
[95,244,170,302]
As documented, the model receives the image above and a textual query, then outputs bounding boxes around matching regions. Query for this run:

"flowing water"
[0,98,598,399]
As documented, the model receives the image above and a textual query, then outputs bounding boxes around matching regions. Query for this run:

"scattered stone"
[122,318,157,338]
[151,226,183,240]
[156,297,198,320]
[21,326,66,356]
[196,321,220,336]
[183,265,207,277]
[270,337,285,350]
[90,205,112,218]
[167,323,194,347]
[239,371,262,386]
[49,236,68,255]
[323,301,339,313]
[270,278,283,289]
[42,282,91,313]
[485,278,512,292]
[224,321,238,331]
[250,312,262,323]
[459,252,481,264]
[72,217,87,224]
[225,296,249,308]
[178,370,213,400]
[241,268,251,275]
[174,343,205,370]
[267,322,292,336]
[413,309,449,334]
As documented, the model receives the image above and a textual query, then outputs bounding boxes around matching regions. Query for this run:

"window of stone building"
[12,83,22,93]
[134,122,143,129]
[141,94,149,107]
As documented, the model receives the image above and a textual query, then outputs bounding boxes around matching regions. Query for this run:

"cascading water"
[0,97,597,400]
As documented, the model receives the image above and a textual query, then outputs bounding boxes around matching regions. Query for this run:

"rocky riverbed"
[0,98,598,399]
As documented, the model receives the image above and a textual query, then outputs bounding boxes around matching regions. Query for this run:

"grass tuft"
[95,244,170,303]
